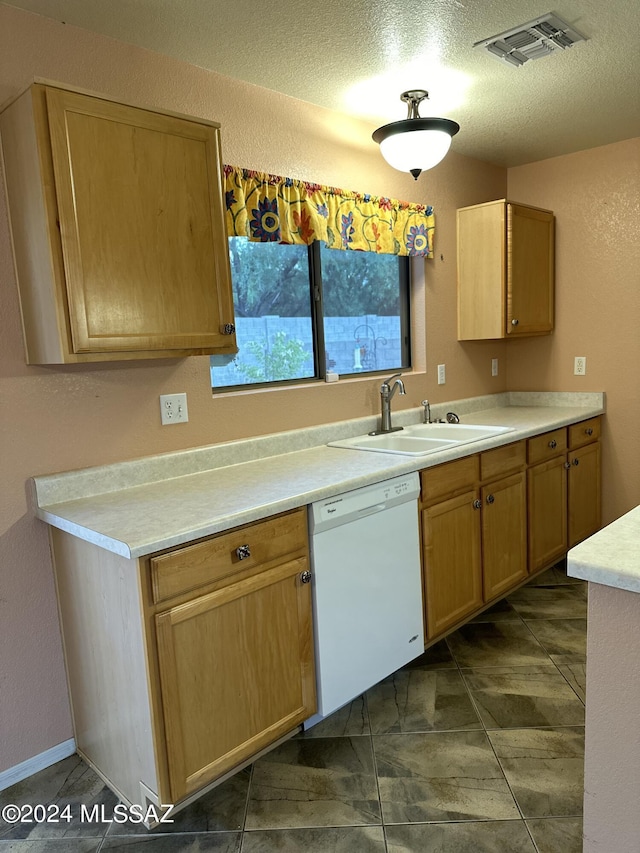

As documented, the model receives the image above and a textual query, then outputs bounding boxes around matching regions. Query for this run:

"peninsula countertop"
[568,504,639,593]
[32,391,605,559]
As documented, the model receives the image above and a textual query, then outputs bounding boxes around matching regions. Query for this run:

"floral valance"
[223,165,435,257]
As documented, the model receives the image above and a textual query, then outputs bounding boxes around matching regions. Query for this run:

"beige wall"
[507,141,640,525]
[0,5,507,773]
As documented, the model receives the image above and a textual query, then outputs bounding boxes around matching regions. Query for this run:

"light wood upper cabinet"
[457,199,555,340]
[0,84,236,363]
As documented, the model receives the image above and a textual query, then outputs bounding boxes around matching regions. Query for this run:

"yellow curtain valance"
[223,165,435,258]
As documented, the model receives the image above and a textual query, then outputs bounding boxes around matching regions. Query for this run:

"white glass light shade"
[378,128,454,174]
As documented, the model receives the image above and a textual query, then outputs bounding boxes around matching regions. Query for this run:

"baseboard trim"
[0,738,76,792]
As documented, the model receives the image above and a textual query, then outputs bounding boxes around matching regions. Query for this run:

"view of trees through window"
[210,238,410,389]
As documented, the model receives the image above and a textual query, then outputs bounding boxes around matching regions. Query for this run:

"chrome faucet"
[373,373,406,434]
[421,399,431,424]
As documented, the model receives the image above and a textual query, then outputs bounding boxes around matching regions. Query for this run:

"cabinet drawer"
[421,455,479,505]
[150,508,308,604]
[569,417,601,449]
[480,441,526,482]
[527,428,567,465]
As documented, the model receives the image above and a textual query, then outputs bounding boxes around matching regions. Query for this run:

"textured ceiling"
[4,0,640,166]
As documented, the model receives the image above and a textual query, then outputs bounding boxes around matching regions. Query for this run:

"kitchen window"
[210,239,411,390]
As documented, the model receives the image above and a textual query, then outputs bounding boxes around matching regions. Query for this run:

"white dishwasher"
[304,471,424,728]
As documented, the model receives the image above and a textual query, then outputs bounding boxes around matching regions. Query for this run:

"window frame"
[211,240,412,392]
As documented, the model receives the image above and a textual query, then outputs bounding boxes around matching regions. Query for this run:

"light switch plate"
[437,364,446,385]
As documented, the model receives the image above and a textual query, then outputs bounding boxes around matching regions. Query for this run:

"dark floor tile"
[101,834,241,851]
[241,826,385,852]
[401,640,456,670]
[0,755,117,840]
[366,668,481,734]
[245,736,380,830]
[488,727,584,818]
[557,662,587,702]
[527,561,585,587]
[525,619,587,663]
[462,665,585,728]
[506,585,587,620]
[374,730,519,823]
[469,598,523,622]
[298,696,369,738]
[526,816,583,853]
[106,769,250,836]
[385,820,537,852]
[446,621,550,668]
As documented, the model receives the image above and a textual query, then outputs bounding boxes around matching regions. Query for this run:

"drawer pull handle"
[548,439,557,449]
[236,544,251,560]
[221,322,236,335]
[511,318,519,326]
[585,427,594,436]
[473,499,482,510]
[572,458,580,466]
[486,494,495,505]
[300,570,312,584]
[564,461,571,469]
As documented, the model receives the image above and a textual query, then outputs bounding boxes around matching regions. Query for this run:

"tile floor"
[0,561,587,852]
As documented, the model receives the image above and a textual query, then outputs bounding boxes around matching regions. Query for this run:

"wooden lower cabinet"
[422,488,483,639]
[155,556,316,801]
[420,444,527,641]
[528,454,568,572]
[482,472,527,601]
[528,417,601,571]
[51,507,315,811]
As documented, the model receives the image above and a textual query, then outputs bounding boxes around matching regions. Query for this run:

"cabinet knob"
[300,570,312,584]
[221,323,236,335]
[511,318,519,326]
[548,439,557,449]
[585,427,594,436]
[486,494,495,504]
[236,544,251,560]
[572,458,580,466]
[564,461,571,469]
[473,499,482,510]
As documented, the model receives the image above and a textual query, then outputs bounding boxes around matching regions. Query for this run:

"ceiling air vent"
[474,12,587,67]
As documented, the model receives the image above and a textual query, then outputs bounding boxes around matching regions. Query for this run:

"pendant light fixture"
[372,90,460,180]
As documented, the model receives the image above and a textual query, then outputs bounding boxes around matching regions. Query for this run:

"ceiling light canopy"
[372,90,460,180]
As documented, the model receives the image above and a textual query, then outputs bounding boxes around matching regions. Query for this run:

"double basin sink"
[328,422,514,457]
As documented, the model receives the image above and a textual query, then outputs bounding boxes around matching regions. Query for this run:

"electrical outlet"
[574,357,587,376]
[437,364,446,385]
[491,358,499,377]
[160,393,189,425]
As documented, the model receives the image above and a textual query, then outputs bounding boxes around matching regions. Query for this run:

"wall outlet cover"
[160,393,189,425]
[574,356,587,376]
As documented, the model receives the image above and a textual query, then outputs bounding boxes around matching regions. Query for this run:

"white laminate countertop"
[568,505,640,594]
[32,391,605,559]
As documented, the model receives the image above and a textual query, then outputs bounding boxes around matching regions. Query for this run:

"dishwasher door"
[306,472,424,727]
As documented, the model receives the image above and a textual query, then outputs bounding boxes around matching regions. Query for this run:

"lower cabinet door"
[482,472,527,601]
[155,557,316,802]
[422,489,483,639]
[527,455,568,572]
[568,442,601,547]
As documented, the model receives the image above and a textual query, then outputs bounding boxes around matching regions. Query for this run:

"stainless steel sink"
[328,423,514,456]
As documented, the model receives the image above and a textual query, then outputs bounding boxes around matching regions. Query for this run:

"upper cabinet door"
[45,88,235,354]
[457,199,554,341]
[506,203,555,336]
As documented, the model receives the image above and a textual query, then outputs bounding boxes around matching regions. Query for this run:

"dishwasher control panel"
[310,472,420,533]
